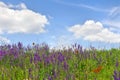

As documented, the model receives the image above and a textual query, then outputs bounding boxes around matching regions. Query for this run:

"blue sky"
[0,0,120,49]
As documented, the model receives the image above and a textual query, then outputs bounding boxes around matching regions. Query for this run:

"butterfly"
[75,49,79,54]
[92,66,102,73]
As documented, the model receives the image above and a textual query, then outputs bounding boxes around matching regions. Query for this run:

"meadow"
[0,42,120,80]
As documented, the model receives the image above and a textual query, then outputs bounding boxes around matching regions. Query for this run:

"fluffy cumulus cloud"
[68,20,120,43]
[0,36,10,44]
[0,1,48,34]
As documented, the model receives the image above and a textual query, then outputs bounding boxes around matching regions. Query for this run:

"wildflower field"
[0,42,120,80]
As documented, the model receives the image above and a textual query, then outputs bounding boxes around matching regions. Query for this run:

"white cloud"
[0,1,8,8]
[8,3,27,9]
[103,6,120,33]
[109,7,120,17]
[0,1,48,34]
[0,36,10,44]
[68,20,120,43]
[103,20,120,29]
[79,4,109,12]
[52,0,109,12]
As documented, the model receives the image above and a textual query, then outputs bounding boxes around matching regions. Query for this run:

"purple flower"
[48,76,52,80]
[14,52,18,59]
[28,68,32,79]
[10,48,19,59]
[51,68,57,78]
[113,70,120,80]
[50,55,55,64]
[114,71,117,76]
[42,54,47,59]
[78,44,82,49]
[79,46,83,54]
[34,53,41,64]
[63,61,68,70]
[44,44,49,51]
[44,57,50,65]
[7,44,11,49]
[58,52,65,63]
[113,75,118,80]
[18,42,23,49]
[0,50,5,56]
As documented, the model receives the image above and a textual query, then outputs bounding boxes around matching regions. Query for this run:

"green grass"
[0,43,120,80]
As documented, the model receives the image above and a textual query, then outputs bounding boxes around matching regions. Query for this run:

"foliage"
[0,42,120,80]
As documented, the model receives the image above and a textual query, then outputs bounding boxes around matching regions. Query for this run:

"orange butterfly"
[92,66,102,73]
[75,49,79,54]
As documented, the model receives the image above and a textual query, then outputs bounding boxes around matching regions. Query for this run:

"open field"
[0,42,120,80]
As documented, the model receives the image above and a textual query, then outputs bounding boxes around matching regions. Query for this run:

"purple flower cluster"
[0,42,119,80]
[33,53,41,64]
[58,52,65,63]
[0,42,25,60]
[113,70,120,80]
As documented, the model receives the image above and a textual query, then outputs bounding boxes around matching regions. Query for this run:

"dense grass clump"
[0,42,120,80]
